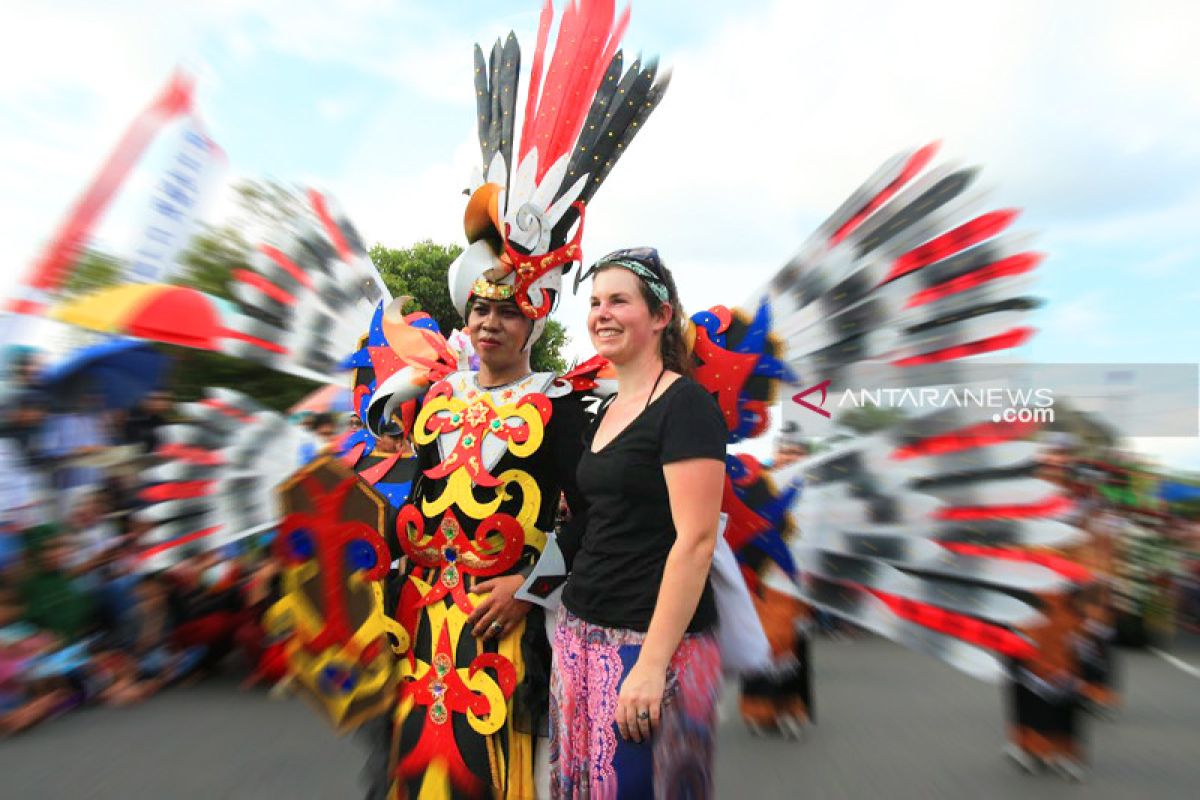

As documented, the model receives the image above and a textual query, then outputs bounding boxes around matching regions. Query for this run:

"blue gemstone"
[346,540,378,571]
[288,528,315,560]
[443,548,458,563]
[320,665,357,694]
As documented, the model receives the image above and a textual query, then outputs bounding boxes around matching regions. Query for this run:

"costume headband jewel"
[470,278,516,301]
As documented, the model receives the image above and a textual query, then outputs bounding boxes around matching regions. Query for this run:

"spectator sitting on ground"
[0,626,71,735]
[98,572,204,706]
[62,488,120,575]
[18,529,96,642]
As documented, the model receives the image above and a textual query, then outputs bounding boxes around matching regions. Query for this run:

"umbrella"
[41,338,169,410]
[50,284,233,351]
[289,384,353,415]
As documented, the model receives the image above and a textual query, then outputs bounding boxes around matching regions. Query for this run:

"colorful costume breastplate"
[391,370,583,799]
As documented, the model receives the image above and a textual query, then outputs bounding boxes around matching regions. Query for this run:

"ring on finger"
[488,621,504,636]
[636,709,651,721]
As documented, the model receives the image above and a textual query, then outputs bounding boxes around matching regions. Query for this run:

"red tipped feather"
[520,0,556,162]
[934,494,1073,521]
[885,209,1020,283]
[890,419,1039,460]
[308,190,353,262]
[520,0,628,182]
[892,325,1035,367]
[830,141,939,246]
[869,588,1036,659]
[939,542,1092,584]
[906,252,1043,308]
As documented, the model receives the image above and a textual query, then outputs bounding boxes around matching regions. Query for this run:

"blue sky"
[2,0,1197,465]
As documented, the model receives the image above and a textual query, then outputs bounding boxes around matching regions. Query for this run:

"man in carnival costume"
[341,3,670,796]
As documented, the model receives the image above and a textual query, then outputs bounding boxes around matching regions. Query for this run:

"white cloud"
[4,0,1198,479]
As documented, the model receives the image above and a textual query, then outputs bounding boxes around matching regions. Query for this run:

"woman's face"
[588,268,668,365]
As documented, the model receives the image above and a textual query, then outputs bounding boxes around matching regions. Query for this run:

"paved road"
[3,637,1198,799]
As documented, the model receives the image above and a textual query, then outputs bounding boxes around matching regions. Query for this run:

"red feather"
[885,209,1020,283]
[830,141,939,246]
[520,0,555,162]
[521,0,629,182]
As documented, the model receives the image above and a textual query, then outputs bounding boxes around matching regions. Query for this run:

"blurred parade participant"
[739,423,816,738]
[1046,448,1123,715]
[1004,592,1087,782]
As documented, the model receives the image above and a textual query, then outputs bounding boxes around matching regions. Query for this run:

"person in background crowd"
[62,488,120,576]
[299,412,339,464]
[99,572,204,706]
[0,626,72,735]
[18,530,96,641]
[38,393,111,502]
[122,389,173,455]
[0,390,52,540]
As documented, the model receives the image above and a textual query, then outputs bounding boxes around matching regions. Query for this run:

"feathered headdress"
[447,0,670,348]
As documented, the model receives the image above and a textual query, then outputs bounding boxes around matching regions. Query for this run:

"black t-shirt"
[562,377,727,633]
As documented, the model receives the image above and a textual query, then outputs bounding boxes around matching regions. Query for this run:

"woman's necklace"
[472,371,532,392]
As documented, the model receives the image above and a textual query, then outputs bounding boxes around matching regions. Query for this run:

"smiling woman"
[552,248,728,798]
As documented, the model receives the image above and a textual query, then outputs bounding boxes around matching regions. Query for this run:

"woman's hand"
[467,574,532,640]
[616,658,667,743]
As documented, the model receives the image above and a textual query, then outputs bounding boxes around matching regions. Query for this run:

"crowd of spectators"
[0,346,288,736]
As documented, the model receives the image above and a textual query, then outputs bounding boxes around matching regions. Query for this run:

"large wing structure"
[134,388,315,570]
[692,143,1088,681]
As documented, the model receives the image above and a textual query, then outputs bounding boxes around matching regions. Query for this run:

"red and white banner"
[6,70,199,316]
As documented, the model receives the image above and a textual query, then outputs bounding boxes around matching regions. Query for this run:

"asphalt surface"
[2,636,1198,799]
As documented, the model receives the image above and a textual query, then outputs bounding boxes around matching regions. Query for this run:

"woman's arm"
[615,455,724,742]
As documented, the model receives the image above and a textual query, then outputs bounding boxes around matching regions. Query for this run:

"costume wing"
[692,143,1088,682]
[134,388,315,570]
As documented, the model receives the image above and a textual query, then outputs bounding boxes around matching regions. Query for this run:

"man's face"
[467,297,532,369]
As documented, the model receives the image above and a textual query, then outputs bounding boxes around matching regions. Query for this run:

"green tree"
[370,241,464,334]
